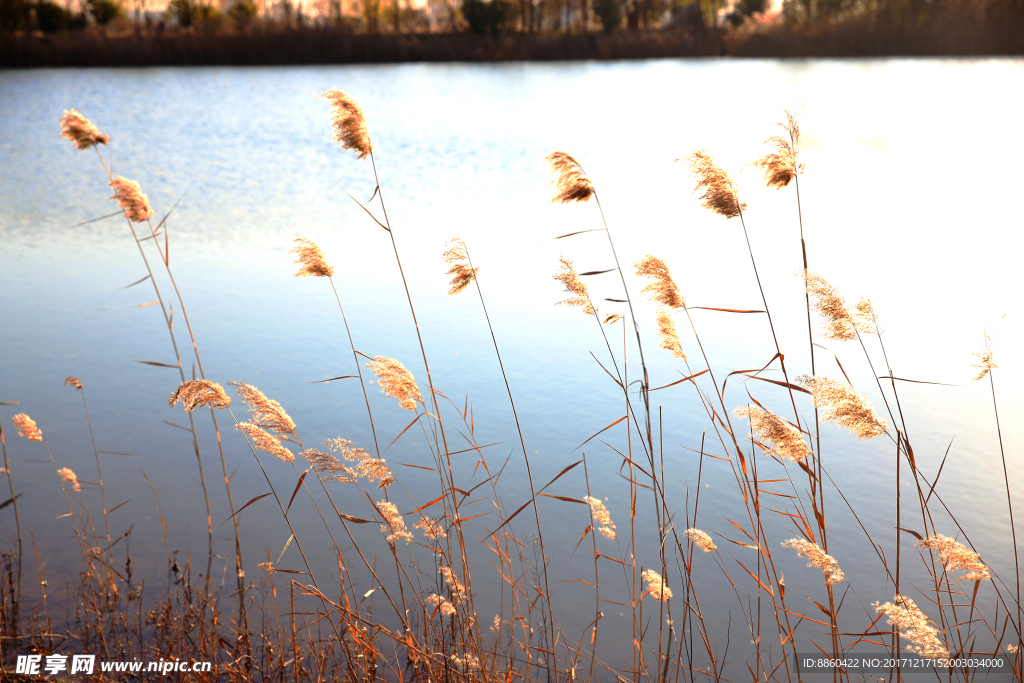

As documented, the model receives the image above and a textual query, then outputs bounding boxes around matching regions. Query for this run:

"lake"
[2,58,1023,679]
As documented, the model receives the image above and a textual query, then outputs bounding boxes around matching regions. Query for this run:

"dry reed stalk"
[733,405,811,463]
[442,237,479,296]
[873,594,949,659]
[686,150,745,218]
[290,238,335,278]
[365,356,423,411]
[797,375,888,439]
[545,151,594,203]
[916,534,991,581]
[59,109,109,150]
[319,89,373,159]
[781,538,844,585]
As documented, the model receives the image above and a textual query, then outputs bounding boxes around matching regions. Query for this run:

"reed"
[0,98,1021,683]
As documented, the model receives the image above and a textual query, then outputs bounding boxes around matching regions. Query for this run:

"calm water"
[2,59,1023,677]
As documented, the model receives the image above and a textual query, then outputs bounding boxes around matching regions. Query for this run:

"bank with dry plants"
[0,98,1020,683]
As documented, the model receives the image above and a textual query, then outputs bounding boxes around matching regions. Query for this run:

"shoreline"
[3,19,1023,68]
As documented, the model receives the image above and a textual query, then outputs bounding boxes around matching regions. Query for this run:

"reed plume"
[109,176,154,223]
[439,566,466,602]
[752,109,803,190]
[442,237,479,296]
[57,467,81,493]
[656,309,686,362]
[236,422,295,463]
[318,89,373,160]
[377,500,413,543]
[917,534,991,581]
[971,331,998,381]
[553,255,595,315]
[687,150,745,218]
[873,594,949,659]
[545,151,594,203]
[290,238,334,278]
[797,375,888,439]
[684,528,717,553]
[584,495,616,540]
[323,438,395,488]
[734,405,811,463]
[803,271,873,341]
[11,414,42,442]
[426,593,457,616]
[63,377,83,390]
[229,382,297,440]
[257,561,276,573]
[634,255,684,309]
[641,569,672,601]
[365,356,423,411]
[414,516,446,540]
[168,380,232,412]
[782,538,844,585]
[59,109,109,150]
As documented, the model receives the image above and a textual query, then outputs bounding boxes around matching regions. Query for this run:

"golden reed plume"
[782,538,844,585]
[426,593,457,617]
[803,271,874,341]
[291,238,334,278]
[366,357,423,411]
[734,405,811,463]
[684,528,717,552]
[971,331,998,381]
[634,255,684,309]
[641,569,672,601]
[584,495,616,540]
[168,380,232,412]
[59,109,109,150]
[324,437,395,488]
[545,152,594,203]
[798,375,887,439]
[11,414,42,442]
[553,255,595,315]
[377,500,413,543]
[229,382,298,463]
[656,310,686,363]
[319,89,373,160]
[442,237,479,296]
[752,109,803,190]
[57,467,82,493]
[874,594,949,659]
[109,176,154,223]
[64,377,83,390]
[917,534,990,581]
[414,516,446,540]
[440,565,466,602]
[687,150,745,218]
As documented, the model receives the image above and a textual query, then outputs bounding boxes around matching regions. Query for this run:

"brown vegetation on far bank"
[2,17,1021,68]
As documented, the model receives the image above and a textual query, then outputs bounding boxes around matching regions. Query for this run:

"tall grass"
[0,98,1020,683]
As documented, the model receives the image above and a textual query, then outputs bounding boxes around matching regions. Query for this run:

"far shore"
[2,18,1022,68]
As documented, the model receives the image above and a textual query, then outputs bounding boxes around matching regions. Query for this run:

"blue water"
[2,59,1023,677]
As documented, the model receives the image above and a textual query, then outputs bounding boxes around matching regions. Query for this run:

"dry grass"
[0,97,1021,683]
